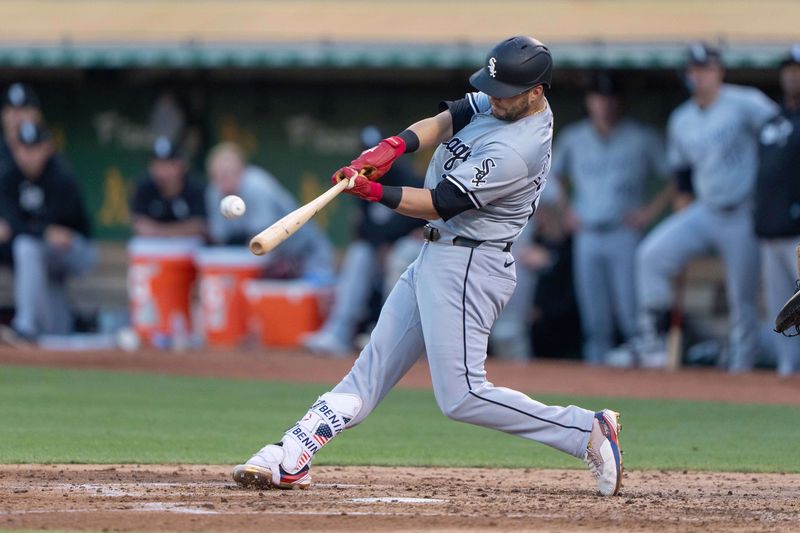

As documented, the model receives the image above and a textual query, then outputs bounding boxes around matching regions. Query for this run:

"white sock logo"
[488,57,497,78]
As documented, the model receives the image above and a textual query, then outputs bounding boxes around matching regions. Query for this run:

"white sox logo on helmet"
[488,57,497,78]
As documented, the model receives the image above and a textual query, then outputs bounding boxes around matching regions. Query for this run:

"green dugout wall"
[21,66,779,246]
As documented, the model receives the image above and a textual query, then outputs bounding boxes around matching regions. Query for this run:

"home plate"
[350,497,446,504]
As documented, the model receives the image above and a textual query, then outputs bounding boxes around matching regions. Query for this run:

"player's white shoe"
[584,409,623,496]
[232,444,311,490]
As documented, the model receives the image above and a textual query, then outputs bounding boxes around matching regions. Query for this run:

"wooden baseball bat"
[249,178,351,256]
[666,270,687,371]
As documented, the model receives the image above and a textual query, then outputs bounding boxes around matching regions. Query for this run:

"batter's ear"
[529,85,544,102]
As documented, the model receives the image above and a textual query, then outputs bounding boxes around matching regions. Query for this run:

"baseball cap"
[4,83,40,109]
[17,120,51,146]
[151,135,183,160]
[780,44,800,68]
[585,70,622,96]
[686,42,723,67]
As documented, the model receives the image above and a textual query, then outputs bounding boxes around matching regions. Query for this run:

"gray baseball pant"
[332,241,594,458]
[11,233,98,336]
[573,227,639,364]
[760,237,799,376]
[637,202,760,372]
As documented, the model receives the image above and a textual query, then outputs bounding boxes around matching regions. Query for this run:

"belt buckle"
[423,225,440,242]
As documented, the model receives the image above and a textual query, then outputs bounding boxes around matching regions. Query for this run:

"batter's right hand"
[349,136,406,181]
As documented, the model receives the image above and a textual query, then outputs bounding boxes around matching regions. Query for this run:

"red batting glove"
[349,136,406,181]
[332,166,383,202]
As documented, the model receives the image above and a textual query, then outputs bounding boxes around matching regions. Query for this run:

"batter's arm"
[406,110,453,151]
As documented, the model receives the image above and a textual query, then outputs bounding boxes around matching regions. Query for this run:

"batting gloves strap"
[349,136,406,181]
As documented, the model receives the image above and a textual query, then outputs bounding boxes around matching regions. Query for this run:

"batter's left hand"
[349,136,406,181]
[332,166,383,202]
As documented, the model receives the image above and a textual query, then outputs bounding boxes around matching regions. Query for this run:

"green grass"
[1,365,798,472]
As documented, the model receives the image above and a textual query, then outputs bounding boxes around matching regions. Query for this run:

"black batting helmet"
[469,36,552,98]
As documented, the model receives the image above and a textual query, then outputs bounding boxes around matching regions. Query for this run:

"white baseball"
[220,195,246,219]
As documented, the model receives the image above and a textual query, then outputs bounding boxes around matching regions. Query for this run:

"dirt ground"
[1,464,799,532]
[2,347,800,531]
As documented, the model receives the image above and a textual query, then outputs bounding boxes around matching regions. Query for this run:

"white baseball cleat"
[232,444,311,490]
[584,409,623,496]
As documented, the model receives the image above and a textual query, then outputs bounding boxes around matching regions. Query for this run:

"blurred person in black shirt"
[0,121,96,342]
[754,45,800,376]
[131,136,206,238]
[302,126,425,356]
[0,83,43,267]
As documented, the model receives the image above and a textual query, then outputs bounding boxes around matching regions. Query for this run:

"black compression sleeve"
[379,185,402,209]
[431,179,476,221]
[439,98,476,134]
[397,130,419,153]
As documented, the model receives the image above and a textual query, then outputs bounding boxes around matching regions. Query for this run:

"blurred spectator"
[0,83,42,178]
[754,44,800,376]
[301,127,424,356]
[521,189,582,359]
[625,43,779,370]
[131,136,207,238]
[550,71,671,365]
[0,121,96,343]
[205,141,334,281]
[0,83,42,266]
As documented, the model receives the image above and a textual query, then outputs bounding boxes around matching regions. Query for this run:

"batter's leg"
[417,244,594,459]
[573,231,614,365]
[234,248,427,488]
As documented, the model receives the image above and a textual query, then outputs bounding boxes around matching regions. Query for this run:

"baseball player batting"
[233,36,623,497]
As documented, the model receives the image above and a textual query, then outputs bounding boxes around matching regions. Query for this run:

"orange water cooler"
[244,280,333,347]
[196,247,265,347]
[127,237,200,345]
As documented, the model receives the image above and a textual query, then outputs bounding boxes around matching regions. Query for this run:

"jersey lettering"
[442,137,472,171]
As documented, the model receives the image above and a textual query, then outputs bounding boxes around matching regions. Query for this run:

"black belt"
[423,225,512,252]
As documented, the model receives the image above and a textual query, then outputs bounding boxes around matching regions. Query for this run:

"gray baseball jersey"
[551,118,668,228]
[667,84,778,209]
[427,91,553,243]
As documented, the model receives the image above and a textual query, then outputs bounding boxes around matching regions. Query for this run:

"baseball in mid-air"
[220,195,246,219]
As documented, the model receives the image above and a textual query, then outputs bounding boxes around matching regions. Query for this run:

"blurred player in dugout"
[0,120,96,343]
[551,71,671,365]
[755,44,800,377]
[301,126,424,357]
[204,141,334,281]
[0,84,43,267]
[621,43,778,371]
[131,136,207,239]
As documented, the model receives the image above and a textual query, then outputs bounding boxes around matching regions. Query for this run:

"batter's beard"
[492,100,537,122]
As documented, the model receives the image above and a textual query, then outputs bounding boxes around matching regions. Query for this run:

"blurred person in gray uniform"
[205,142,334,281]
[754,45,800,376]
[0,121,96,343]
[302,127,425,356]
[131,136,207,239]
[550,71,671,365]
[628,43,778,371]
